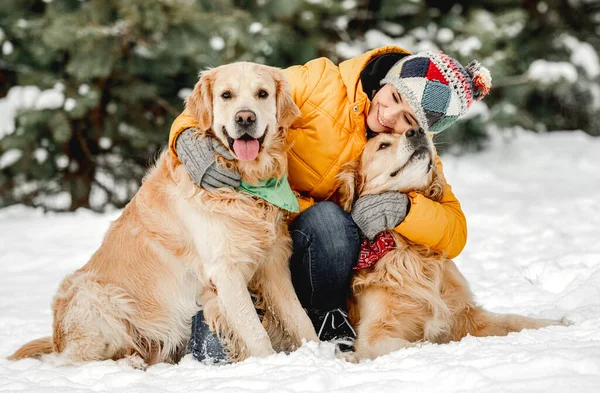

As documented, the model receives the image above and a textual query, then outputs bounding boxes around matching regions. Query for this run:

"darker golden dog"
[336,130,561,360]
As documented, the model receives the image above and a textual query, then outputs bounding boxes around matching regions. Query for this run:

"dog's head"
[186,62,300,172]
[336,129,444,212]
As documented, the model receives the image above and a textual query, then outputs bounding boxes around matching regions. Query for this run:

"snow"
[528,60,578,84]
[1,130,600,392]
[2,41,13,55]
[461,100,489,121]
[0,149,22,169]
[55,155,69,169]
[78,84,90,95]
[436,28,454,44]
[380,22,404,37]
[0,85,66,138]
[33,89,64,110]
[455,36,482,57]
[336,42,364,60]
[98,137,112,149]
[472,9,497,33]
[16,19,29,29]
[33,191,72,211]
[178,88,193,101]
[335,16,349,30]
[249,22,263,34]
[209,36,225,51]
[133,44,153,59]
[33,148,48,164]
[366,29,440,56]
[560,35,600,79]
[64,98,76,112]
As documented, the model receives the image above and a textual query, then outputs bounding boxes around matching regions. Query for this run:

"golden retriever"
[9,62,318,368]
[336,129,561,361]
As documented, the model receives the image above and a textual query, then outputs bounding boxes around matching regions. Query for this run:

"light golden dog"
[336,129,561,361]
[9,62,318,368]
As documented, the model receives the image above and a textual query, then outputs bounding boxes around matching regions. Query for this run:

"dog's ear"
[336,158,362,212]
[271,67,301,129]
[185,68,215,132]
[424,164,445,202]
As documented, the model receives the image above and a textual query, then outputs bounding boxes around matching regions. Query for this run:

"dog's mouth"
[408,146,432,165]
[224,126,267,161]
[391,146,432,177]
[407,146,432,168]
[413,146,434,173]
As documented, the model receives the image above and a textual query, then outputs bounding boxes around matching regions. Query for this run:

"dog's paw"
[559,316,575,327]
[336,351,359,363]
[117,354,148,371]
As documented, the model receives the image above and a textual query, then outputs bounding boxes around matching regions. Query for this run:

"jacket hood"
[338,45,411,105]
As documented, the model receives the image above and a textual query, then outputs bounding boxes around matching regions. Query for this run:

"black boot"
[190,310,229,364]
[308,308,356,352]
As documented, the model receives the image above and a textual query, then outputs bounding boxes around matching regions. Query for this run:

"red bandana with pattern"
[354,232,396,270]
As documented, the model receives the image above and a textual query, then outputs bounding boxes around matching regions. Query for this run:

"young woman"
[167,46,491,362]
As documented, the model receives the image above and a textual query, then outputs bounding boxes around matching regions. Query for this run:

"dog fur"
[336,130,561,361]
[9,62,318,368]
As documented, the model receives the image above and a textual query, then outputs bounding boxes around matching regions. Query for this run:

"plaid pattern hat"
[381,52,492,133]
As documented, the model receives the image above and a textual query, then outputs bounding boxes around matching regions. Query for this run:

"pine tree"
[1,0,598,211]
[0,0,252,211]
[335,0,600,152]
[0,0,358,211]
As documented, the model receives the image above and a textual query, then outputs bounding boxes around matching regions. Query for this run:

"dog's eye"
[257,89,268,99]
[221,91,232,100]
[390,169,400,177]
[378,142,390,151]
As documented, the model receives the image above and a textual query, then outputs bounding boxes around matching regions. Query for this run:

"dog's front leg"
[353,288,414,360]
[211,269,275,358]
[256,239,319,350]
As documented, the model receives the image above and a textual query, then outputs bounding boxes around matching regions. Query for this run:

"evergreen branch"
[156,96,180,117]
[492,75,530,88]
[92,177,115,210]
[74,130,97,164]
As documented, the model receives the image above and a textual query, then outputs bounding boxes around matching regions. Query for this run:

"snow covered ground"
[1,130,599,393]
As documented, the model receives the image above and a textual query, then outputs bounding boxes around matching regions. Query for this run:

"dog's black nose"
[406,127,427,148]
[405,127,425,139]
[235,110,256,127]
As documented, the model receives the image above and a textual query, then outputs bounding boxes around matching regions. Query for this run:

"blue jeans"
[289,201,361,312]
[190,201,361,361]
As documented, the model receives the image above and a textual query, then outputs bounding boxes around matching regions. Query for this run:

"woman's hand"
[351,192,409,240]
[176,128,241,190]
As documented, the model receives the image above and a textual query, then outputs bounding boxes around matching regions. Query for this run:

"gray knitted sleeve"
[175,128,241,190]
[351,191,410,240]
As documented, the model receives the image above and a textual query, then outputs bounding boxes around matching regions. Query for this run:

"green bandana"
[237,177,299,213]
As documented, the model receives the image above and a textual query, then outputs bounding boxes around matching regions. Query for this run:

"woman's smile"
[367,83,419,134]
[376,106,392,131]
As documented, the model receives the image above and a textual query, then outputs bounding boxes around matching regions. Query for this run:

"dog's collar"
[355,232,396,270]
[237,176,299,213]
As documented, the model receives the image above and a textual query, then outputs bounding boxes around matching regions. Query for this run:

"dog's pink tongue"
[232,139,260,161]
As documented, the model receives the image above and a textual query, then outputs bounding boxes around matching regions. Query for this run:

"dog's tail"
[456,307,561,339]
[8,337,53,360]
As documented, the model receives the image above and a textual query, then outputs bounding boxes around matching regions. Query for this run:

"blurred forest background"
[0,0,599,212]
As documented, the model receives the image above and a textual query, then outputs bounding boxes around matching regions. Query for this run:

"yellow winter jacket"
[168,46,467,258]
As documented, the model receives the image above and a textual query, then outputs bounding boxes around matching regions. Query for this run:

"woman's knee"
[291,201,360,269]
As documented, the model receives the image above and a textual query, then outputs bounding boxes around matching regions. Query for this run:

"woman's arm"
[169,112,198,162]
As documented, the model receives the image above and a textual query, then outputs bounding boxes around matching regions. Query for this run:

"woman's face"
[367,84,419,134]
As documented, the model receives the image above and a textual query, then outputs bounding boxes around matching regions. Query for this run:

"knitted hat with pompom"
[381,51,492,133]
